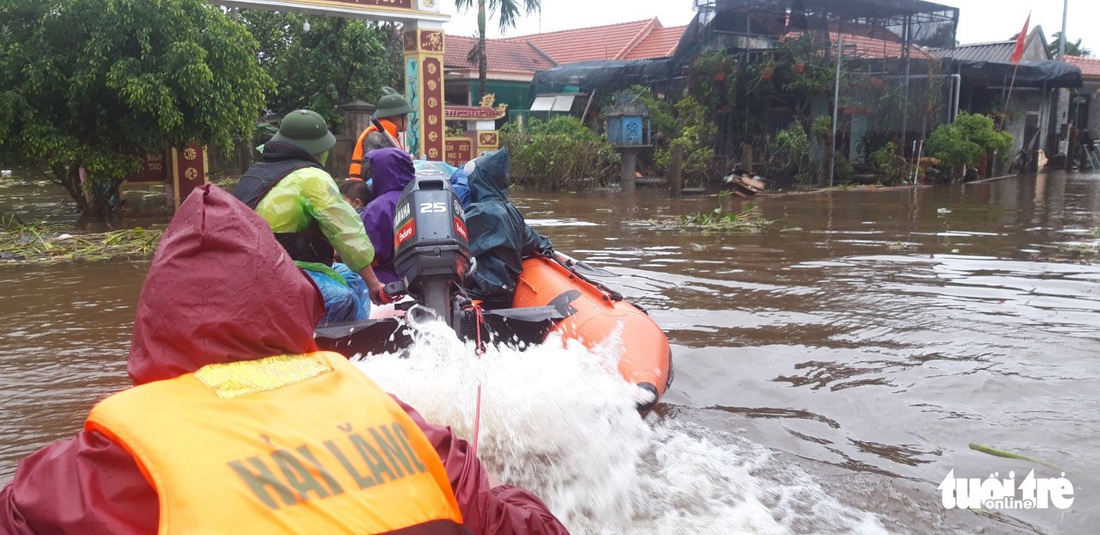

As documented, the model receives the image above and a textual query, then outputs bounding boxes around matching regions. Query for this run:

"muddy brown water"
[2,172,1098,533]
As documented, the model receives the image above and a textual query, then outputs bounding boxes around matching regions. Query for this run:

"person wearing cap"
[233,109,384,323]
[0,185,570,535]
[349,87,414,180]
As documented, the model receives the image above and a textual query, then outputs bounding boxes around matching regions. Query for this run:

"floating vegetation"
[676,198,772,232]
[969,443,1065,471]
[0,216,161,265]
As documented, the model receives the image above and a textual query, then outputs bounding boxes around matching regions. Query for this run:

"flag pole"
[1000,63,1021,131]
[1000,12,1031,130]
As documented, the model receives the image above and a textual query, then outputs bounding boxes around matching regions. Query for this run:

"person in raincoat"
[0,185,569,535]
[360,148,417,285]
[233,109,382,323]
[463,149,554,308]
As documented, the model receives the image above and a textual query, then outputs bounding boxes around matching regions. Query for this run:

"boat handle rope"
[471,303,486,455]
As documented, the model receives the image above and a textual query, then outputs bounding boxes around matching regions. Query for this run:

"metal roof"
[927,41,1016,63]
[694,0,959,24]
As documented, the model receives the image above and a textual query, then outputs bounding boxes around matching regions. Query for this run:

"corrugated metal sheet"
[927,41,1015,63]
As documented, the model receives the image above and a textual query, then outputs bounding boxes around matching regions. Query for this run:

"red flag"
[1011,13,1031,63]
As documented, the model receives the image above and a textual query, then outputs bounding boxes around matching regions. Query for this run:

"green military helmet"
[375,86,415,119]
[270,109,337,156]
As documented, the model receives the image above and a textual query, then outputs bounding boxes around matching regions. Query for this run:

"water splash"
[355,320,885,534]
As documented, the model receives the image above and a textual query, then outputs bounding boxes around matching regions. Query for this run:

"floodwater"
[2,171,1099,534]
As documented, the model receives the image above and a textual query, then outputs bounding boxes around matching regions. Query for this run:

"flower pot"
[760,69,774,81]
[714,72,727,82]
[792,63,805,74]
[870,77,886,91]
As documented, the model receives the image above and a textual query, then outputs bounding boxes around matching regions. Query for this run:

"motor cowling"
[393,173,471,320]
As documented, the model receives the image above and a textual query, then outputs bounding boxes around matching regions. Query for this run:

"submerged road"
[2,171,1098,533]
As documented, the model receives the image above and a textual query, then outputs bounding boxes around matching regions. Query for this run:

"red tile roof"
[1067,55,1100,78]
[444,35,556,73]
[829,31,932,60]
[502,19,667,64]
[624,25,687,60]
[444,19,686,79]
[784,29,930,61]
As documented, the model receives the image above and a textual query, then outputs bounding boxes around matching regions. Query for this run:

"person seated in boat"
[233,109,383,323]
[349,87,412,180]
[340,178,372,215]
[445,159,474,208]
[0,185,569,535]
[463,148,554,309]
[360,147,417,285]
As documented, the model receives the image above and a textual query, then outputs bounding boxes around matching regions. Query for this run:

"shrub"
[500,116,618,189]
[926,112,1013,180]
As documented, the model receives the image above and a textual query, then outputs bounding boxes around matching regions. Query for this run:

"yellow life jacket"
[349,120,402,180]
[86,351,464,534]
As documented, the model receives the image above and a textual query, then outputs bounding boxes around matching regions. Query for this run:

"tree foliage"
[1047,32,1092,58]
[0,0,273,215]
[926,112,1013,179]
[238,10,403,127]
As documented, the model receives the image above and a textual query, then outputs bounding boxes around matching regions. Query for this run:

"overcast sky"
[441,0,1097,55]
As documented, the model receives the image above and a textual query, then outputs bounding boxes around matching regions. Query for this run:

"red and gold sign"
[445,138,473,167]
[330,0,412,8]
[422,57,445,162]
[420,30,444,52]
[125,152,169,184]
[478,132,499,148]
[403,31,418,52]
[171,142,208,209]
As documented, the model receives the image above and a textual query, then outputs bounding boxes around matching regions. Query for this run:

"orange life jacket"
[86,351,464,535]
[349,120,402,180]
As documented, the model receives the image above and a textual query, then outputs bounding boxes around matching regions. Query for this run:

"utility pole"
[830,31,844,188]
[1060,0,1068,60]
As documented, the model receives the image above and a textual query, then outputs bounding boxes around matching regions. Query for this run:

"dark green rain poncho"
[464,149,553,308]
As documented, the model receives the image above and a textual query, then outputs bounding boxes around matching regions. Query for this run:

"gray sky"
[441,0,1096,56]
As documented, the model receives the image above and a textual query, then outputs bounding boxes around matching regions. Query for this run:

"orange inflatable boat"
[512,255,673,413]
[313,174,671,412]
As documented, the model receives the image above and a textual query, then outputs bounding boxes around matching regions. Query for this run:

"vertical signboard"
[170,142,209,209]
[404,25,446,161]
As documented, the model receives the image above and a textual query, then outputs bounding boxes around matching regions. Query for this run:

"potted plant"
[812,115,834,145]
[792,63,806,74]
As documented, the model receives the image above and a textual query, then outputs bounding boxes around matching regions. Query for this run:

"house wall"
[471,81,535,114]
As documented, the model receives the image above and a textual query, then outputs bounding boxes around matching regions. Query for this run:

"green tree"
[238,10,403,126]
[1047,32,1092,58]
[455,0,540,97]
[0,0,273,216]
[926,112,1013,180]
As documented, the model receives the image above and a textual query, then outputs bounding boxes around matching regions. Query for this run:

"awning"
[530,94,577,112]
[955,59,1083,89]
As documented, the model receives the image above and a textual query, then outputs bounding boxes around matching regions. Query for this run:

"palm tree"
[1047,32,1092,58]
[455,0,541,97]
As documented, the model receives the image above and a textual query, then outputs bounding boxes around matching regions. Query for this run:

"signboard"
[445,138,473,167]
[210,0,449,23]
[171,142,209,210]
[125,152,169,184]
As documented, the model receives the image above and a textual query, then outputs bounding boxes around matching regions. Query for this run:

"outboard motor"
[393,173,471,330]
